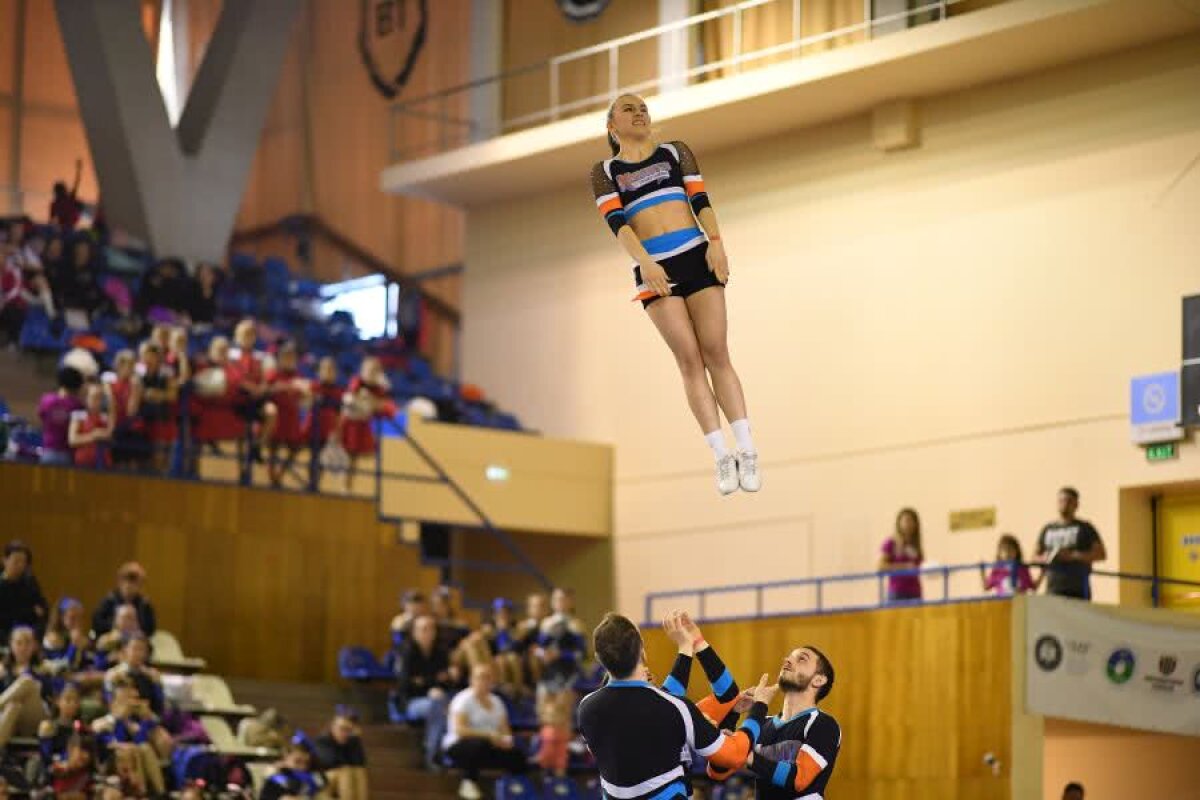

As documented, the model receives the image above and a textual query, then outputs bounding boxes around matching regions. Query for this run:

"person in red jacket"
[340,356,394,493]
[266,341,309,488]
[305,356,343,447]
[230,319,277,466]
[69,382,114,468]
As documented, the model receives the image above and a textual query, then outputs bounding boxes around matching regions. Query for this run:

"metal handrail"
[389,0,963,160]
[643,562,1200,625]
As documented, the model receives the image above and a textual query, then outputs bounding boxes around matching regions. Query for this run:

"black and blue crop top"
[591,141,711,236]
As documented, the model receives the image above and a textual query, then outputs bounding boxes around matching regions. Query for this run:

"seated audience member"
[69,381,114,468]
[267,341,309,487]
[1,220,55,343]
[981,534,1040,596]
[192,336,244,445]
[390,590,429,648]
[396,615,458,769]
[313,707,369,800]
[55,237,106,328]
[878,507,924,603]
[187,262,223,329]
[104,634,165,716]
[444,664,528,800]
[487,598,525,696]
[516,593,550,689]
[49,160,83,232]
[36,683,94,794]
[46,729,96,799]
[136,341,177,473]
[433,585,472,652]
[95,604,142,670]
[260,739,322,799]
[38,366,85,465]
[229,318,278,466]
[340,355,393,492]
[93,562,156,638]
[305,356,343,448]
[42,598,101,689]
[238,707,289,750]
[1035,487,1106,601]
[91,675,172,795]
[0,540,48,642]
[135,258,191,321]
[0,241,27,345]
[536,588,586,697]
[0,626,53,748]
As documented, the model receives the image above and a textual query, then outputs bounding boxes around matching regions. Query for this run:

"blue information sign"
[1130,372,1179,426]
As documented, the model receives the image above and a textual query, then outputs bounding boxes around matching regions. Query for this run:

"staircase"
[226,678,461,800]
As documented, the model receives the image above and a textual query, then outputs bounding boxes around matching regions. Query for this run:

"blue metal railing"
[642,563,1200,625]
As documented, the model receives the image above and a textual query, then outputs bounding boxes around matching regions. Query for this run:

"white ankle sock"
[730,418,755,454]
[704,430,730,460]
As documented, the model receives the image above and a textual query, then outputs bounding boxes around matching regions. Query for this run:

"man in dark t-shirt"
[1036,487,1106,600]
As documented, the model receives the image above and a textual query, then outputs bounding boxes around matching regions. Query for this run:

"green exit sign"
[1146,442,1177,462]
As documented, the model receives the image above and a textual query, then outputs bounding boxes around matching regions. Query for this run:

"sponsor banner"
[1026,596,1200,736]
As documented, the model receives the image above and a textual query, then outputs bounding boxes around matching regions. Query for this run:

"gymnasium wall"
[0,462,439,683]
[461,34,1200,619]
[640,600,1013,800]
[1043,718,1200,799]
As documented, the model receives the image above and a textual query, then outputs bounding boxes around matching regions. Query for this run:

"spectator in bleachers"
[35,683,90,789]
[516,593,549,689]
[534,687,571,779]
[878,508,924,603]
[1035,487,1106,601]
[981,534,1040,596]
[192,335,243,446]
[231,318,278,463]
[0,626,53,749]
[267,341,309,488]
[340,355,392,492]
[105,349,145,470]
[259,739,322,799]
[306,355,343,448]
[68,381,114,469]
[312,707,369,800]
[135,258,191,323]
[136,341,177,473]
[487,598,525,697]
[0,541,48,642]
[95,604,142,669]
[443,663,528,800]
[93,562,157,638]
[187,262,223,330]
[38,366,85,465]
[45,728,97,797]
[1,219,55,345]
[91,674,170,796]
[42,598,99,683]
[54,237,106,329]
[433,585,472,652]
[103,634,165,716]
[48,160,83,232]
[536,588,586,696]
[395,614,457,770]
[390,589,430,646]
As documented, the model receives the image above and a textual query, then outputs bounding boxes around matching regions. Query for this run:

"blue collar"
[607,679,651,688]
[772,706,817,727]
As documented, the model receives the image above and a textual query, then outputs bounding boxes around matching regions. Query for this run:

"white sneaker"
[737,451,761,492]
[716,454,739,495]
[459,779,482,800]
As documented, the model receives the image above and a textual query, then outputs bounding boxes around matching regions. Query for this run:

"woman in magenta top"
[878,508,924,603]
[38,367,85,465]
[981,534,1040,596]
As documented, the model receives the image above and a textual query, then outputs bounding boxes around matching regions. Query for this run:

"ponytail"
[607,131,620,156]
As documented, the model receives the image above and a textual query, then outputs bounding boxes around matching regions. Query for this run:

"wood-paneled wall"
[642,601,1012,800]
[0,463,439,683]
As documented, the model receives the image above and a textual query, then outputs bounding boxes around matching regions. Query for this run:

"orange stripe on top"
[597,196,623,216]
[683,178,706,197]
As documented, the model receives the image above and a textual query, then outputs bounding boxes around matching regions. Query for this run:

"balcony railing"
[389,0,966,161]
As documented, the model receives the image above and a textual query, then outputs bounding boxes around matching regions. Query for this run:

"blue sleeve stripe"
[711,669,733,697]
[662,675,685,696]
[771,761,791,788]
[739,717,761,744]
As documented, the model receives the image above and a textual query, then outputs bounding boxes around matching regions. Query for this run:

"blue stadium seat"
[337,646,393,681]
[543,776,581,800]
[496,775,539,800]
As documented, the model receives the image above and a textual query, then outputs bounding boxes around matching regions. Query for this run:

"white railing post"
[792,0,801,41]
[864,0,873,39]
[732,6,742,72]
[609,44,619,100]
[550,60,560,121]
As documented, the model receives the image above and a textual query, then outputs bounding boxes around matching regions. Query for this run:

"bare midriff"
[628,200,697,240]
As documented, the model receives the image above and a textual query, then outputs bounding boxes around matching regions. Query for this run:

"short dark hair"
[1060,487,1079,501]
[804,644,835,702]
[593,613,642,679]
[57,366,84,392]
[4,540,32,564]
[1063,782,1084,797]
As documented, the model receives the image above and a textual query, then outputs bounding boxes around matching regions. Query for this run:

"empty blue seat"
[337,646,392,681]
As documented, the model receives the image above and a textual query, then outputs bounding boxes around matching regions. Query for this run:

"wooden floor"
[228,678,461,800]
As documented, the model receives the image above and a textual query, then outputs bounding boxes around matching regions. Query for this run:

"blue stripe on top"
[662,675,686,697]
[647,781,688,800]
[627,188,687,218]
[606,679,651,688]
[771,761,791,788]
[739,717,762,744]
[711,669,734,697]
[642,227,702,256]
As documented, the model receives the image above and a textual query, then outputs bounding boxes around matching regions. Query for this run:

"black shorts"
[635,241,724,309]
[234,396,267,422]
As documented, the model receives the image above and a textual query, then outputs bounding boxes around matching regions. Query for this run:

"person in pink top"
[980,534,1041,596]
[878,508,924,603]
[38,367,85,465]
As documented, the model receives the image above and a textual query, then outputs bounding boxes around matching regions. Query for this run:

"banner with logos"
[1026,596,1200,736]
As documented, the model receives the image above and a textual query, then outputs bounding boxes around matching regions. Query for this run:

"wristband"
[708,235,721,242]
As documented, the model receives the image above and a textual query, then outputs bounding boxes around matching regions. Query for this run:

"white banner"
[1026,596,1200,736]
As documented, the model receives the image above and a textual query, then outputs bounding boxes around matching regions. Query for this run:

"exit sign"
[1146,442,1177,462]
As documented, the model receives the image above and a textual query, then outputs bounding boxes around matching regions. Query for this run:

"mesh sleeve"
[591,162,627,236]
[670,141,711,215]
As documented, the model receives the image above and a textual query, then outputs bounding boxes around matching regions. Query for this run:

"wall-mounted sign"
[950,507,996,532]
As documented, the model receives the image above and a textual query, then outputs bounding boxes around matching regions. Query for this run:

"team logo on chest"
[616,162,672,192]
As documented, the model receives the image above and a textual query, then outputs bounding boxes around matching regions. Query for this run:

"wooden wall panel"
[642,601,1012,800]
[0,463,440,683]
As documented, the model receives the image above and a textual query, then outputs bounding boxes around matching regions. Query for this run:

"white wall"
[463,35,1200,618]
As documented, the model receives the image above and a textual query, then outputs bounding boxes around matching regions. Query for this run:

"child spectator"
[312,707,369,800]
[340,356,393,492]
[878,508,924,603]
[192,336,243,446]
[1,220,54,344]
[42,598,98,681]
[537,588,586,696]
[981,534,1040,596]
[260,739,322,799]
[37,684,94,796]
[230,319,278,464]
[389,590,429,648]
[306,356,343,447]
[267,341,309,488]
[46,730,96,798]
[443,664,528,800]
[69,382,114,468]
[136,341,177,473]
[517,593,550,689]
[93,562,156,637]
[95,604,143,669]
[488,598,525,696]
[534,689,571,779]
[0,626,53,748]
[91,675,172,796]
[103,634,165,716]
[105,349,145,469]
[0,541,48,642]
[38,366,85,465]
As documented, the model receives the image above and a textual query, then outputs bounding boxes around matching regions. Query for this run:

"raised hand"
[662,610,692,654]
[751,673,777,706]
